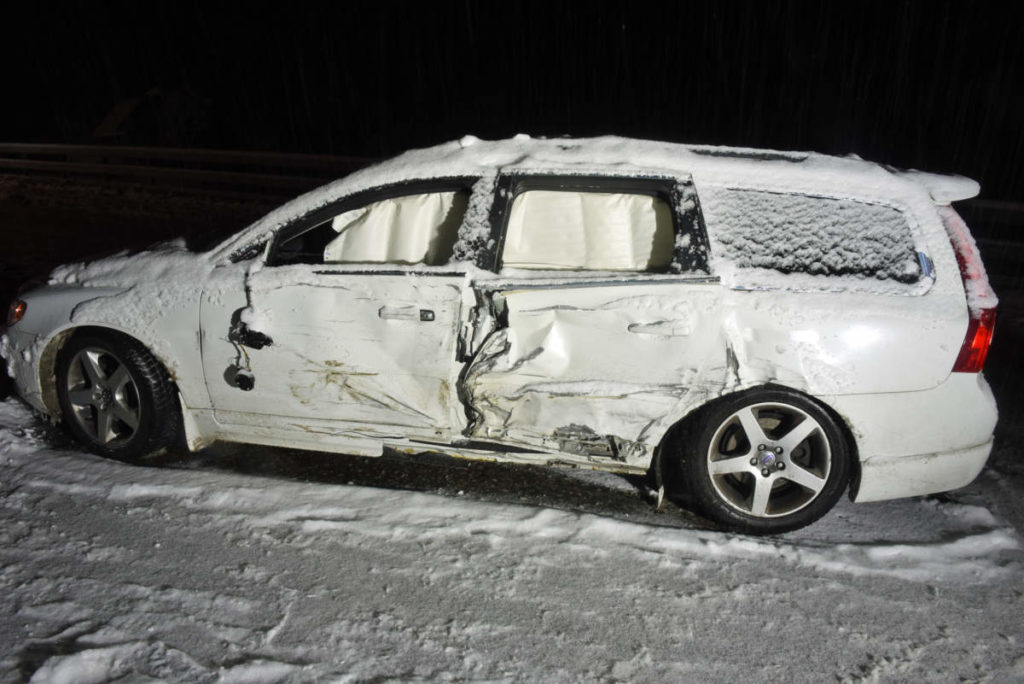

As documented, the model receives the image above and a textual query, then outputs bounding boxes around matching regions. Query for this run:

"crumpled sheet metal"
[461,283,725,466]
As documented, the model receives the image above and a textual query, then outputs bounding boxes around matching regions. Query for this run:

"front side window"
[501,190,674,271]
[274,190,468,266]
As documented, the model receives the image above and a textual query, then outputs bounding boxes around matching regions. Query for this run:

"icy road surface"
[1,399,1023,683]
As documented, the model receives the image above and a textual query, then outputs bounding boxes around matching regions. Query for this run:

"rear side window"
[501,191,674,271]
[702,188,921,283]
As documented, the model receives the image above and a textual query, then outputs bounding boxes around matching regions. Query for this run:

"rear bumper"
[824,372,998,503]
[853,438,992,503]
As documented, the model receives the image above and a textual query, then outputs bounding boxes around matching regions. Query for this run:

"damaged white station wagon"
[1,135,999,533]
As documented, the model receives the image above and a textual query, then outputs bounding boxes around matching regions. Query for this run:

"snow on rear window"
[702,188,921,283]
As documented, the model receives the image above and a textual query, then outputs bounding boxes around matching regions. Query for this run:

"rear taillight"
[940,206,998,373]
[6,299,26,327]
[952,307,996,373]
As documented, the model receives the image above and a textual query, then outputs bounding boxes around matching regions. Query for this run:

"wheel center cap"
[759,452,776,467]
[98,389,113,409]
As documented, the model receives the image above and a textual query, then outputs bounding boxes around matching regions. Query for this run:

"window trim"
[483,174,710,274]
[264,177,478,267]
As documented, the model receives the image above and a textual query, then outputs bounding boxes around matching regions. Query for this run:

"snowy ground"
[1,394,1023,683]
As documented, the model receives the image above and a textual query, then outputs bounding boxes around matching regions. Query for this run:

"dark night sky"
[5,1,1024,199]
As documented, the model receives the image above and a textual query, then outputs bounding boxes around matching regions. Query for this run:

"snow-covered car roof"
[216,135,979,260]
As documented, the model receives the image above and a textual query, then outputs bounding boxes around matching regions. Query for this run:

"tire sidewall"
[681,388,851,534]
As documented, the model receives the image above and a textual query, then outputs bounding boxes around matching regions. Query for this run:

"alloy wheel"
[706,402,831,518]
[65,347,141,447]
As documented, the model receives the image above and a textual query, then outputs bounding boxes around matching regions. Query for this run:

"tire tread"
[56,331,180,462]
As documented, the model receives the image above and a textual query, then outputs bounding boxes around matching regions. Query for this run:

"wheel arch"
[652,383,861,496]
[38,324,185,421]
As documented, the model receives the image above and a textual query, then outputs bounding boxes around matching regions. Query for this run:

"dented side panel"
[204,265,465,442]
[457,276,967,471]
[462,281,726,468]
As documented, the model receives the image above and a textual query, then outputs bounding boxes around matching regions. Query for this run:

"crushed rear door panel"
[460,279,724,467]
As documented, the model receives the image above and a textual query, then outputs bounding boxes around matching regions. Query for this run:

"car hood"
[48,238,214,289]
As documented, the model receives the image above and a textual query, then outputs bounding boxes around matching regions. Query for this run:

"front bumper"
[1,327,47,414]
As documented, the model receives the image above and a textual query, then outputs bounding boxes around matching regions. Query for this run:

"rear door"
[460,175,723,469]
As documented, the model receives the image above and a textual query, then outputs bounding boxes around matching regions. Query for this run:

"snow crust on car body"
[2,241,212,419]
[938,205,998,315]
[214,135,962,273]
[0,135,997,510]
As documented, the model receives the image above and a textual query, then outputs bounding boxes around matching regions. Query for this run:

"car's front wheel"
[670,388,851,534]
[56,333,180,461]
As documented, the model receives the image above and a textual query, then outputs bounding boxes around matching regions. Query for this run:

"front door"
[201,181,477,444]
[217,265,466,441]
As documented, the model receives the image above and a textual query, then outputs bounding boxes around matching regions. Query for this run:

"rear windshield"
[701,187,921,284]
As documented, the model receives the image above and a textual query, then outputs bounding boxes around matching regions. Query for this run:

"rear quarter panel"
[718,287,966,396]
[694,172,970,398]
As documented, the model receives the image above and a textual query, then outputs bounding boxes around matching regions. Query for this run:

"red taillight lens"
[6,300,26,327]
[952,307,996,373]
[940,206,998,374]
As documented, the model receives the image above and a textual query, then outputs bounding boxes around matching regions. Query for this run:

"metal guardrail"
[0,143,375,192]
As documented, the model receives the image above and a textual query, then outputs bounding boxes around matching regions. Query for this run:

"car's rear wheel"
[670,388,851,534]
[56,333,180,461]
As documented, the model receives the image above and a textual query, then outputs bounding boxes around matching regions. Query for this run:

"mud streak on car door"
[211,265,467,442]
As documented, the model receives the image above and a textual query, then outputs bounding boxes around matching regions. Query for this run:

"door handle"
[627,320,692,337]
[378,305,435,322]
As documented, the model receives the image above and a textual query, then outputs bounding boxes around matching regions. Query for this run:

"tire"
[669,388,851,534]
[56,333,180,462]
